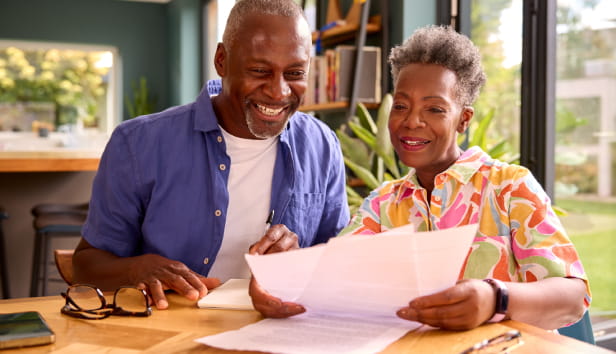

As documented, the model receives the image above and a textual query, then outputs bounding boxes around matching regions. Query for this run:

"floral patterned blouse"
[339,146,590,308]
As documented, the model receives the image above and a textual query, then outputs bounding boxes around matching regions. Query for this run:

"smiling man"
[73,0,349,310]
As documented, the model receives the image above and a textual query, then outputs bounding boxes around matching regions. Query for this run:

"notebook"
[197,278,254,310]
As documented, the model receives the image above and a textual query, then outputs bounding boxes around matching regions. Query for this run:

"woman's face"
[389,63,473,179]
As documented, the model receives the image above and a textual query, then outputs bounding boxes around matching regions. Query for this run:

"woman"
[250,25,590,331]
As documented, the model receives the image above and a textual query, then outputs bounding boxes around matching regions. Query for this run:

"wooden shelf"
[300,101,380,113]
[311,15,381,47]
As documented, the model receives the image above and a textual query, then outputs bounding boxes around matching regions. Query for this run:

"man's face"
[214,13,311,139]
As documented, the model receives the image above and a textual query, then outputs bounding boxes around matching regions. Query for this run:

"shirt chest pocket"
[284,192,325,247]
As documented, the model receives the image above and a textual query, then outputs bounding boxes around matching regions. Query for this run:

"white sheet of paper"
[196,224,478,354]
[197,278,254,310]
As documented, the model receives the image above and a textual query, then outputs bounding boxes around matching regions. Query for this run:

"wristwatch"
[483,278,509,323]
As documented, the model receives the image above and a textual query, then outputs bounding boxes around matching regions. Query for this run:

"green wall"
[0,0,170,120]
[168,0,202,106]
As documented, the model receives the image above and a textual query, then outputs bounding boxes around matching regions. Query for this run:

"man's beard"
[244,104,294,139]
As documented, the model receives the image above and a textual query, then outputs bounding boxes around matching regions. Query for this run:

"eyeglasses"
[459,330,524,354]
[61,284,152,320]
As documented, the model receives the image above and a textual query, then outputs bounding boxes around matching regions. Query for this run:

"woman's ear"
[457,106,474,133]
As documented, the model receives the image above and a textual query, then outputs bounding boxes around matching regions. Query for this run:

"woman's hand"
[396,279,496,330]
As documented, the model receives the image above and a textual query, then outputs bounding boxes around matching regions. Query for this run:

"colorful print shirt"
[339,146,590,307]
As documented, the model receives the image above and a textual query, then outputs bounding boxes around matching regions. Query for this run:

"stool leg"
[0,220,9,299]
[30,231,43,297]
[41,233,50,296]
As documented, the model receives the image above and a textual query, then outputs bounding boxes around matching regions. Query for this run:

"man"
[73,0,349,310]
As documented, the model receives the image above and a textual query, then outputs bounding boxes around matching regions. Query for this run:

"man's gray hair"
[388,25,486,106]
[222,0,307,48]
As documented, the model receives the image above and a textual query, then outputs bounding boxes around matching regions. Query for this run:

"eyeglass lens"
[114,287,148,312]
[68,285,104,311]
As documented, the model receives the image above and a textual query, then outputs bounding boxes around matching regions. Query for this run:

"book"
[0,312,55,349]
[197,278,254,310]
[336,45,381,103]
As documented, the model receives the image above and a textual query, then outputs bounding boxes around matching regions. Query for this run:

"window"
[554,0,616,323]
[467,0,522,163]
[0,40,120,138]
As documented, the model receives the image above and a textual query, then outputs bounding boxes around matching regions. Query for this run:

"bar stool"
[0,206,10,298]
[30,203,88,297]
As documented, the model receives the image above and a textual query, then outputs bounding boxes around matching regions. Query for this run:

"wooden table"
[0,294,610,353]
[0,151,100,172]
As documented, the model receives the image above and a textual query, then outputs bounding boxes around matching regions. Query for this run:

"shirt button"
[219,164,226,171]
[215,209,222,216]
[203,257,209,265]
[217,136,223,143]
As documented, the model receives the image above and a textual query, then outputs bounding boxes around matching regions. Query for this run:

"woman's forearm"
[507,277,587,329]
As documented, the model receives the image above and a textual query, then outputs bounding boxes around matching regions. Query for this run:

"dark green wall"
[0,0,170,120]
[168,0,202,106]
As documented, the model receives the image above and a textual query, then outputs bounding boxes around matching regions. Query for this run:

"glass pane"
[0,45,113,133]
[554,0,616,327]
[468,0,522,163]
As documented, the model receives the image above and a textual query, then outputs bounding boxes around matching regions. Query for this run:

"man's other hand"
[130,254,221,310]
[249,224,299,255]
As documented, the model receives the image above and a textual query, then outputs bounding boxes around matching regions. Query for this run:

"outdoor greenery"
[0,46,110,128]
[558,198,616,315]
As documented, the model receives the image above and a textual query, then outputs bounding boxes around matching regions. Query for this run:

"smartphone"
[0,311,55,349]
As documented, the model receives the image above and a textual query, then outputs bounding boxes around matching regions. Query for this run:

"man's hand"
[248,277,305,318]
[396,279,495,330]
[129,254,221,310]
[247,224,303,317]
[249,224,299,255]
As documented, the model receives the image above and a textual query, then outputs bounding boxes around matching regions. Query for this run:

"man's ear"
[457,106,474,133]
[214,43,226,77]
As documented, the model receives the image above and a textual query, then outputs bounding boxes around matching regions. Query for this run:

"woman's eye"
[392,103,407,111]
[428,107,445,113]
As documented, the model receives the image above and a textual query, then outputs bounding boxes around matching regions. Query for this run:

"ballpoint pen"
[264,210,275,233]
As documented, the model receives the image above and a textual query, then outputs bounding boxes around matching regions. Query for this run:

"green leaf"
[373,94,400,178]
[336,128,372,170]
[344,156,380,190]
[349,121,377,150]
[487,140,508,159]
[469,108,494,149]
[356,102,377,134]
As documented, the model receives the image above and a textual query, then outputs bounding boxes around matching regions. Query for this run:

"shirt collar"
[398,146,490,191]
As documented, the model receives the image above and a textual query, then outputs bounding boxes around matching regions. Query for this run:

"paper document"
[196,224,478,354]
[197,278,254,310]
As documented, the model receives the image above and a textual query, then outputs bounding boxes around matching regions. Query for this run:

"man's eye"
[251,68,269,75]
[285,71,306,80]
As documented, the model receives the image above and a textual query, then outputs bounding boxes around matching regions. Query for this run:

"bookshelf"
[300,0,388,120]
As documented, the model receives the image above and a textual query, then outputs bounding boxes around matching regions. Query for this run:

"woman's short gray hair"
[388,25,486,106]
[222,0,307,48]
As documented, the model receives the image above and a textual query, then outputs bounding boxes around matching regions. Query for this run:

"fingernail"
[267,300,281,307]
[157,299,168,309]
[284,305,304,314]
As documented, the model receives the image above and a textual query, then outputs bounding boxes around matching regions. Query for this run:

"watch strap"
[483,278,509,323]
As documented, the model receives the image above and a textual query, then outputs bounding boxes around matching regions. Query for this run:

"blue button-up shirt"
[82,80,350,275]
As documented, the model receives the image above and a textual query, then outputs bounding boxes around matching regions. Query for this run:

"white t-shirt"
[207,126,278,282]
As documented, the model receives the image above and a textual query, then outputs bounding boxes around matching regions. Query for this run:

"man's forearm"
[73,244,139,290]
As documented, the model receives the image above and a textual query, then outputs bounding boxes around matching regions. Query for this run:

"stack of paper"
[197,223,478,354]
